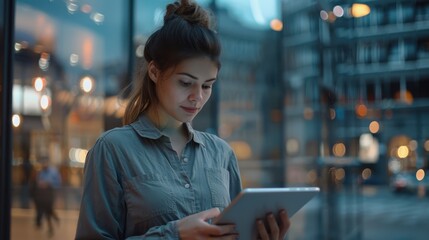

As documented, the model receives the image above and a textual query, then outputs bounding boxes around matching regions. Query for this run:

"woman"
[75,0,290,239]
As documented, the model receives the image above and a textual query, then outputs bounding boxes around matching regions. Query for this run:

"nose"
[189,85,203,102]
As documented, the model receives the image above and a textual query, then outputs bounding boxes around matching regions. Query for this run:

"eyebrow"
[177,72,217,82]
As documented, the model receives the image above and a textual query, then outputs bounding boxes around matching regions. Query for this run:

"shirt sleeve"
[227,149,243,200]
[75,137,180,240]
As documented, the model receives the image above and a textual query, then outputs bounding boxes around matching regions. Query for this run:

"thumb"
[199,208,221,220]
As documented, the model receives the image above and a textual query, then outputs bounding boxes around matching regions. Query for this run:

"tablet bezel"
[213,187,320,240]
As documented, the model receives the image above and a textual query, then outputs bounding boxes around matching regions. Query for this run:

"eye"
[202,84,212,89]
[179,80,191,87]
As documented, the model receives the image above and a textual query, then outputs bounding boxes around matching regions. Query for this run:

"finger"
[219,224,237,235]
[201,224,223,236]
[206,224,236,236]
[257,219,269,240]
[200,207,221,220]
[266,213,279,240]
[278,210,291,237]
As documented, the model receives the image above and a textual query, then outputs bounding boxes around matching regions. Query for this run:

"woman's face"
[150,56,218,125]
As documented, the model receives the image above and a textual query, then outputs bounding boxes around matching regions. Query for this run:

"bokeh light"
[416,169,425,181]
[333,143,346,157]
[335,168,345,181]
[425,140,429,152]
[320,10,329,21]
[333,5,344,17]
[397,146,409,159]
[286,138,299,155]
[12,114,21,128]
[351,3,371,18]
[362,168,372,180]
[80,76,95,93]
[355,104,368,118]
[40,94,51,110]
[270,18,283,31]
[33,77,45,92]
[369,121,380,133]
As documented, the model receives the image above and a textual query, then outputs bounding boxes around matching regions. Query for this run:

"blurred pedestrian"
[31,156,61,237]
[20,156,33,208]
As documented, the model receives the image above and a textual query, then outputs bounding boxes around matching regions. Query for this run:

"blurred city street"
[289,185,429,240]
[342,186,429,240]
[11,208,78,240]
[10,185,429,240]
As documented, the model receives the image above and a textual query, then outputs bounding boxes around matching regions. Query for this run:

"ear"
[147,61,160,83]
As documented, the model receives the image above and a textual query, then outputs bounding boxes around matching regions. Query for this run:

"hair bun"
[164,0,213,29]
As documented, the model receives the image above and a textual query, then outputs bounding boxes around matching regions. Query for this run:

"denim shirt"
[75,115,242,239]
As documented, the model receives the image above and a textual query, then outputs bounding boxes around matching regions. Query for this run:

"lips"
[181,106,199,114]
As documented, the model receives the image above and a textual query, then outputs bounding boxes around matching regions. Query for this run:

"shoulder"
[88,125,138,156]
[97,125,136,145]
[85,126,137,169]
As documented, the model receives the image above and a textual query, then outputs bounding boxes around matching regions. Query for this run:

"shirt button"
[183,157,188,163]
[184,183,190,189]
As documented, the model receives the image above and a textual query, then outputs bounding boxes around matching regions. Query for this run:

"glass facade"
[10,0,131,238]
[283,0,429,239]
[1,0,429,239]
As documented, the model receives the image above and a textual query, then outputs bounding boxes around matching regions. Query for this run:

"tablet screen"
[213,187,320,240]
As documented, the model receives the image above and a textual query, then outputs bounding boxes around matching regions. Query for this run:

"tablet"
[213,187,320,240]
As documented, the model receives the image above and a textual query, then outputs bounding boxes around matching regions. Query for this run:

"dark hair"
[123,0,221,125]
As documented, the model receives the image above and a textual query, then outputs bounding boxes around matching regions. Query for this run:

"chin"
[183,116,196,123]
[184,114,198,122]
[174,114,195,123]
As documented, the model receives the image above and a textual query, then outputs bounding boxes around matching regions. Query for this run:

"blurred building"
[215,7,285,188]
[283,0,429,186]
[282,0,429,239]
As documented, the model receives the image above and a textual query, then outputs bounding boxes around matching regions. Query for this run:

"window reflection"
[11,0,129,239]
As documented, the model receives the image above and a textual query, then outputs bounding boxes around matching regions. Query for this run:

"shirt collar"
[184,121,205,146]
[130,114,205,146]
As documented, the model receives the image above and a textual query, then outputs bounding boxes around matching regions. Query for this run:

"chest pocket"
[124,174,177,223]
[205,168,231,209]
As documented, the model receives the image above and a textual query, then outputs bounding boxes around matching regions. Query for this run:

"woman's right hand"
[177,208,238,240]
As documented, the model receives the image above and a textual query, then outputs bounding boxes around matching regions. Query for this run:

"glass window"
[402,3,415,23]
[215,1,284,187]
[415,2,429,22]
[376,6,388,26]
[387,4,397,25]
[417,38,429,60]
[11,0,130,239]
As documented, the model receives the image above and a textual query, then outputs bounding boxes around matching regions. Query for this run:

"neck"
[147,107,183,137]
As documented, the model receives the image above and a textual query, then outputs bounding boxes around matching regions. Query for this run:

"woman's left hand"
[256,209,290,240]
